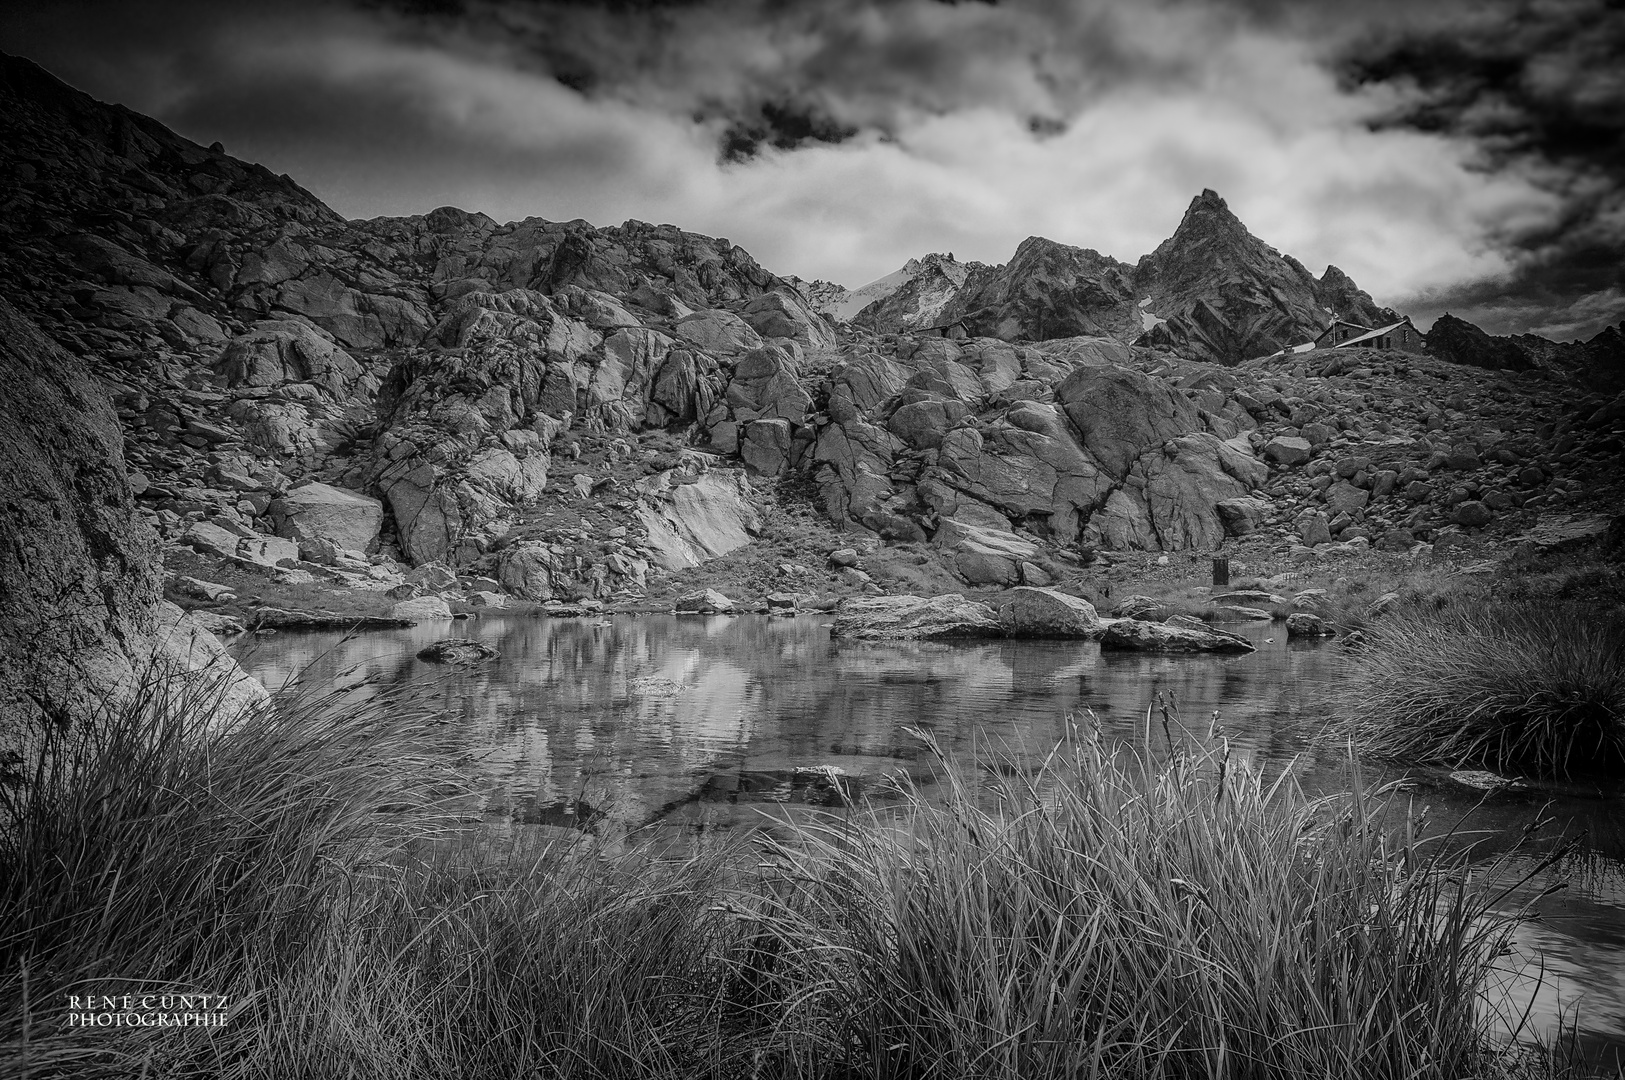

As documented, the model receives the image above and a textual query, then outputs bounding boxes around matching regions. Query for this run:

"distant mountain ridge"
[793,251,984,329]
[799,190,1409,367]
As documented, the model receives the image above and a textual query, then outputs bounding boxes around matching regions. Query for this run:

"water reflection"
[235,612,1624,1064]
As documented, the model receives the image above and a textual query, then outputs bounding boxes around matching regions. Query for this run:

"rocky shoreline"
[2,52,1622,731]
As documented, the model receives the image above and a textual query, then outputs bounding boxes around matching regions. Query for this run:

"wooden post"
[1212,557,1230,587]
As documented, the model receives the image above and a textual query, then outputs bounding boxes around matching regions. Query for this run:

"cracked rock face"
[812,338,1271,553]
[0,298,264,731]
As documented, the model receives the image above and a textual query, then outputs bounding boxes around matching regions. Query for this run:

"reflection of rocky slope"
[2,51,1622,626]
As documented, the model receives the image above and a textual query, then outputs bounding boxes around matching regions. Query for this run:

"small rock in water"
[630,676,683,697]
[1285,612,1334,638]
[416,639,500,664]
[1447,770,1527,792]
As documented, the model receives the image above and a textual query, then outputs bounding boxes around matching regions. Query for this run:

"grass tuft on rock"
[1338,601,1625,778]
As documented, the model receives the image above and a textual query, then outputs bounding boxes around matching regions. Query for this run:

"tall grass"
[224,835,762,1080]
[0,672,1599,1078]
[1338,601,1625,777]
[0,662,452,1077]
[745,723,1566,1079]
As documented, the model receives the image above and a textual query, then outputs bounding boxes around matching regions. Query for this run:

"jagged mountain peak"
[1179,188,1243,229]
[1314,263,1399,329]
[1138,189,1283,284]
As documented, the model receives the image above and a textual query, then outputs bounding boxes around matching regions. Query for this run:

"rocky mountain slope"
[0,295,263,734]
[1,50,1621,643]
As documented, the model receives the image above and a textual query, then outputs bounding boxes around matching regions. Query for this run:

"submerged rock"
[1100,618,1255,653]
[832,594,1001,640]
[416,639,500,664]
[1447,770,1528,793]
[995,586,1103,638]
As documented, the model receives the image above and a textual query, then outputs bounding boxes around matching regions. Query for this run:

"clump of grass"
[747,723,1568,1079]
[1337,601,1625,777]
[0,663,453,1075]
[236,834,763,1080]
[0,666,769,1080]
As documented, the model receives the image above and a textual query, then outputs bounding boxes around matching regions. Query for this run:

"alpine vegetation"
[1,681,1585,1078]
[1339,601,1625,778]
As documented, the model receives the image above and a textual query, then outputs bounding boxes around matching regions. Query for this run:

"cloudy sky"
[3,0,1622,340]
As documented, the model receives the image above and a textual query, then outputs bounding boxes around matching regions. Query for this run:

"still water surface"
[235,613,1625,1064]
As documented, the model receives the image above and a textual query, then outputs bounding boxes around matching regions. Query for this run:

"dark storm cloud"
[718,101,858,162]
[363,0,1206,149]
[1334,0,1625,338]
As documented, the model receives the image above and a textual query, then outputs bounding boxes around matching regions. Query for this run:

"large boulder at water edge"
[832,594,1002,640]
[1099,618,1255,653]
[0,298,266,731]
[995,587,1103,638]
